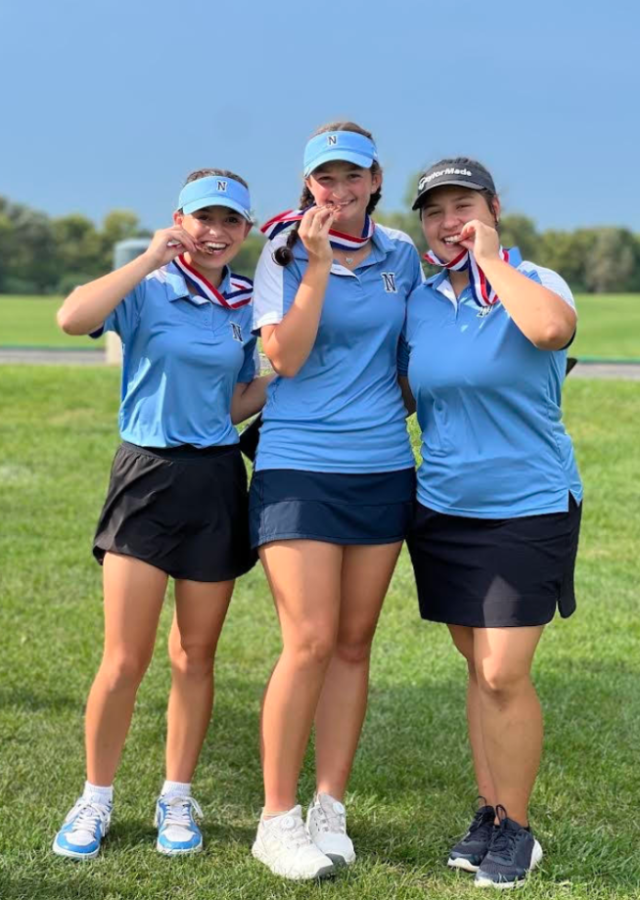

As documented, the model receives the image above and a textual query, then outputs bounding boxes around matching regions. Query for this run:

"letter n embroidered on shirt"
[381,272,397,293]
[230,322,243,342]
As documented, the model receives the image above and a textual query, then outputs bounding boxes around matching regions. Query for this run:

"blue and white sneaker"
[52,797,112,859]
[155,794,203,855]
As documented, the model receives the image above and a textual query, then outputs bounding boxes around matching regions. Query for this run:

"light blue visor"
[178,175,252,220]
[303,131,378,178]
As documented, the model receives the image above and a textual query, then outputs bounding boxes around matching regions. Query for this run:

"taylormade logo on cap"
[418,168,473,191]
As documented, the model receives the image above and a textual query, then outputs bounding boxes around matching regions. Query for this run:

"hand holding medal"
[298,206,336,265]
[458,219,501,265]
[144,225,199,269]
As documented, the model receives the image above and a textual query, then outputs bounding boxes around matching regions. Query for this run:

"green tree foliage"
[1,188,640,295]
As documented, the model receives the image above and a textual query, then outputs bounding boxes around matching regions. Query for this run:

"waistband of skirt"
[121,440,239,461]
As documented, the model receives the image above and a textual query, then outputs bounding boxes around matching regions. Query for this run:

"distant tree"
[233,233,265,279]
[539,229,598,293]
[584,228,638,293]
[53,214,103,289]
[500,215,541,261]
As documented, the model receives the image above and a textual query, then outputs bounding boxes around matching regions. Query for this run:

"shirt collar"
[162,262,233,304]
[291,223,393,269]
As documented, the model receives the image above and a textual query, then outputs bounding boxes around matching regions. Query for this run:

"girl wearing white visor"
[400,157,582,888]
[249,123,424,880]
[52,170,270,859]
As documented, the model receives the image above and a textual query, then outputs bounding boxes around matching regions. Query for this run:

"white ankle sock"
[161,780,191,798]
[83,781,113,805]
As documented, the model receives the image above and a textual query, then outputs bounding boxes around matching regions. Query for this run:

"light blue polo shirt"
[253,225,423,473]
[94,263,258,448]
[399,259,583,517]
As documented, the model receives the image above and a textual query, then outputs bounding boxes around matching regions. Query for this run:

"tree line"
[1,193,639,295]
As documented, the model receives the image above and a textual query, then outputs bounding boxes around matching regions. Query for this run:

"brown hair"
[274,121,382,267]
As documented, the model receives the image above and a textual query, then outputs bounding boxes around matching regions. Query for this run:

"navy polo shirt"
[95,262,258,448]
[399,260,583,517]
[252,225,423,473]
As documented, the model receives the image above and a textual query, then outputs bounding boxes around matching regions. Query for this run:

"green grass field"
[0,294,639,359]
[0,368,639,899]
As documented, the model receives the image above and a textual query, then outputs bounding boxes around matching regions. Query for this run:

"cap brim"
[182,196,252,221]
[412,179,489,210]
[304,149,374,178]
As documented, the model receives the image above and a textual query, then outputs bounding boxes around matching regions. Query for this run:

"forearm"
[479,258,576,350]
[231,375,274,424]
[262,260,331,376]
[57,253,155,335]
[398,376,416,416]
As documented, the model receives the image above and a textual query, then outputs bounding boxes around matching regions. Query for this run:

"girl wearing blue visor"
[52,170,270,859]
[400,157,582,888]
[250,123,424,880]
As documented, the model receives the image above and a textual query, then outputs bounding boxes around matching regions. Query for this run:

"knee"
[333,634,374,666]
[476,666,530,703]
[285,631,336,670]
[169,640,215,680]
[99,652,149,692]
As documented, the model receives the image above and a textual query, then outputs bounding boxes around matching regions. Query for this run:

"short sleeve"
[520,262,576,311]
[237,335,260,383]
[90,282,145,342]
[252,238,301,332]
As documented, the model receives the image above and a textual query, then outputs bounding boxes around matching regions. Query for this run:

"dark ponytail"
[273,183,315,267]
[274,120,382,267]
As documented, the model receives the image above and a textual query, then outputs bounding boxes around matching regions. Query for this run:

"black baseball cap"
[412,162,496,210]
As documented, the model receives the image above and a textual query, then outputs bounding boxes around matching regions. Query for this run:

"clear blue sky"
[1,0,637,233]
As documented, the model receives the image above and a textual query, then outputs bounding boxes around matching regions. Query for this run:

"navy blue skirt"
[249,468,416,548]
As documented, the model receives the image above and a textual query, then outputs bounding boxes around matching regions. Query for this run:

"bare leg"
[448,624,496,808]
[314,542,402,800]
[165,578,234,784]
[85,554,168,786]
[473,626,545,826]
[259,541,342,813]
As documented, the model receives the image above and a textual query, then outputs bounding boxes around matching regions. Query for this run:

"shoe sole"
[474,840,543,889]
[326,851,356,867]
[52,842,101,860]
[252,843,335,881]
[156,840,203,856]
[448,856,480,873]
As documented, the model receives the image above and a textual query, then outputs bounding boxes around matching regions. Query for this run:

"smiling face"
[305,161,381,232]
[420,186,500,261]
[173,205,251,272]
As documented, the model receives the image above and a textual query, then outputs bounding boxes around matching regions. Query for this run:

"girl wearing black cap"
[399,157,582,888]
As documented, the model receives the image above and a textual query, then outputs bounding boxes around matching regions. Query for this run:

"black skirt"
[93,441,257,582]
[406,495,582,627]
[249,468,416,548]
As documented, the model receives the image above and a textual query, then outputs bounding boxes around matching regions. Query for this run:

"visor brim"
[182,197,253,221]
[304,150,374,178]
[412,179,490,210]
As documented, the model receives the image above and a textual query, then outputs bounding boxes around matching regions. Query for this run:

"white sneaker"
[307,792,356,866]
[252,805,335,880]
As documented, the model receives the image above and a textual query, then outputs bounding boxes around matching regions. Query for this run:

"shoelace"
[315,797,346,834]
[67,800,110,833]
[161,796,202,829]
[468,807,494,838]
[487,805,518,861]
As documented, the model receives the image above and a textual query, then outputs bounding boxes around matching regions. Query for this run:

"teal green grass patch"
[1,293,639,361]
[572,294,640,361]
[0,296,104,348]
[0,369,639,899]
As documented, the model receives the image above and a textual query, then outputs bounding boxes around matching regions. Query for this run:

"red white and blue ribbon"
[261,208,375,251]
[174,254,252,309]
[424,246,517,308]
